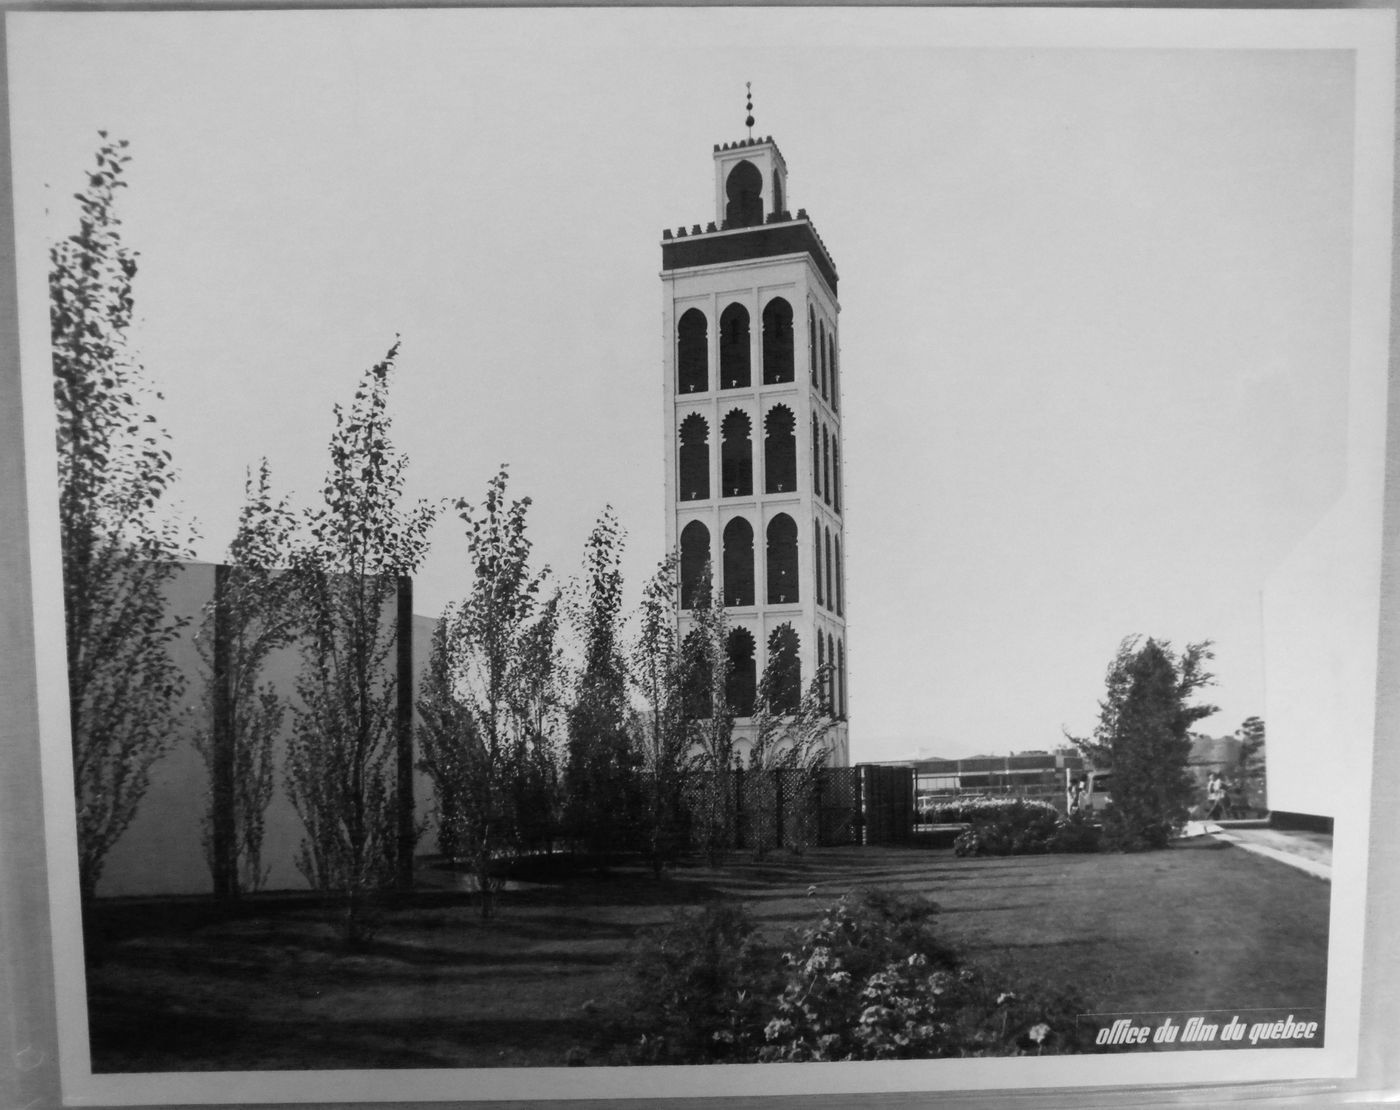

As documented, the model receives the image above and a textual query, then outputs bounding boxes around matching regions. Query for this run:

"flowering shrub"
[925,797,1060,825]
[1048,810,1102,853]
[953,802,1063,857]
[616,888,1092,1063]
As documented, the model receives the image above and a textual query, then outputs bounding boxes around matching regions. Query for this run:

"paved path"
[1201,825,1332,881]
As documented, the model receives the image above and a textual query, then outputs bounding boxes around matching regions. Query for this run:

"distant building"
[660,114,848,767]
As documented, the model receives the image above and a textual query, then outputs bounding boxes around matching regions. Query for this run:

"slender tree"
[681,567,735,866]
[564,508,642,861]
[192,461,298,896]
[1071,636,1217,850]
[51,135,196,903]
[627,552,698,876]
[434,466,556,917]
[285,343,436,941]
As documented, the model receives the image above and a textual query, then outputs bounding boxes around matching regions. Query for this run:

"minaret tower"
[661,87,849,766]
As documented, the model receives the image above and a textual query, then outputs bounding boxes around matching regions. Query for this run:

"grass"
[85,839,1329,1071]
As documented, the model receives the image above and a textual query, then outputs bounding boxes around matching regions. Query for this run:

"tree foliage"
[192,461,299,895]
[564,507,642,859]
[627,552,698,875]
[285,343,436,939]
[425,466,560,916]
[1235,715,1267,811]
[681,566,736,865]
[1071,636,1217,850]
[51,135,195,901]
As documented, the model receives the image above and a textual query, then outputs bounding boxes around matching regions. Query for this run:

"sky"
[10,9,1358,763]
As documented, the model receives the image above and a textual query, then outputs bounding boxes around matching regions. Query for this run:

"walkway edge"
[1211,831,1332,882]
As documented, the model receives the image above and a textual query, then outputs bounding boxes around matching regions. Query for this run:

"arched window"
[819,319,828,400]
[763,405,796,494]
[827,633,837,717]
[762,298,794,384]
[766,624,801,713]
[726,627,757,717]
[719,303,751,389]
[829,334,839,412]
[832,442,841,513]
[678,414,709,501]
[814,515,823,606]
[681,629,712,719]
[725,160,763,228]
[721,410,753,497]
[679,520,709,610]
[722,516,755,607]
[822,426,831,505]
[766,513,798,604]
[772,171,784,216]
[825,526,834,611]
[808,308,817,386]
[817,634,826,707]
[811,417,821,500]
[834,535,843,616]
[837,639,846,719]
[677,309,707,394]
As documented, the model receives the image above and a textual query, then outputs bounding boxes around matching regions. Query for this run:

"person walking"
[1205,772,1226,821]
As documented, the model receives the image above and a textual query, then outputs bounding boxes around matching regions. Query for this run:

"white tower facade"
[661,131,849,767]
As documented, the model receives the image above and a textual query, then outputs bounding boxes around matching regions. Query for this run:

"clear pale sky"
[10,10,1356,763]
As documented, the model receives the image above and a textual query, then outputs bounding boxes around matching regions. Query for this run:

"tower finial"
[745,81,755,139]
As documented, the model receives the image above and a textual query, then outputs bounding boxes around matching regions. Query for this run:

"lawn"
[85,839,1329,1071]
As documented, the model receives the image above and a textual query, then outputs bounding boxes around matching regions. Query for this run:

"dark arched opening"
[677,308,707,394]
[764,405,796,494]
[719,303,751,389]
[822,426,831,505]
[726,627,757,717]
[819,319,828,400]
[832,442,841,513]
[829,334,839,411]
[827,633,837,716]
[837,639,846,719]
[814,515,823,607]
[772,171,784,216]
[834,535,843,616]
[721,410,753,497]
[679,520,709,610]
[766,513,798,604]
[808,307,817,386]
[811,417,821,500]
[722,516,755,607]
[678,414,709,501]
[725,160,763,228]
[817,634,826,708]
[825,526,834,611]
[762,298,794,384]
[766,624,801,714]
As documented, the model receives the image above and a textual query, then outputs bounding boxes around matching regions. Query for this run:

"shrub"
[1048,810,1102,854]
[954,802,1063,857]
[757,891,1090,1061]
[925,797,1059,825]
[618,901,775,1063]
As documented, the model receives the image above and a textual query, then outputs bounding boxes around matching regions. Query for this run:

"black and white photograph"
[2,6,1395,1105]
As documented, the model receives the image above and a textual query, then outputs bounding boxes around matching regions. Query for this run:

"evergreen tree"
[1072,636,1217,850]
[51,136,196,903]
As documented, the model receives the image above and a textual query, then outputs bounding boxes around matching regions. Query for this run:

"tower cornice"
[660,217,838,296]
